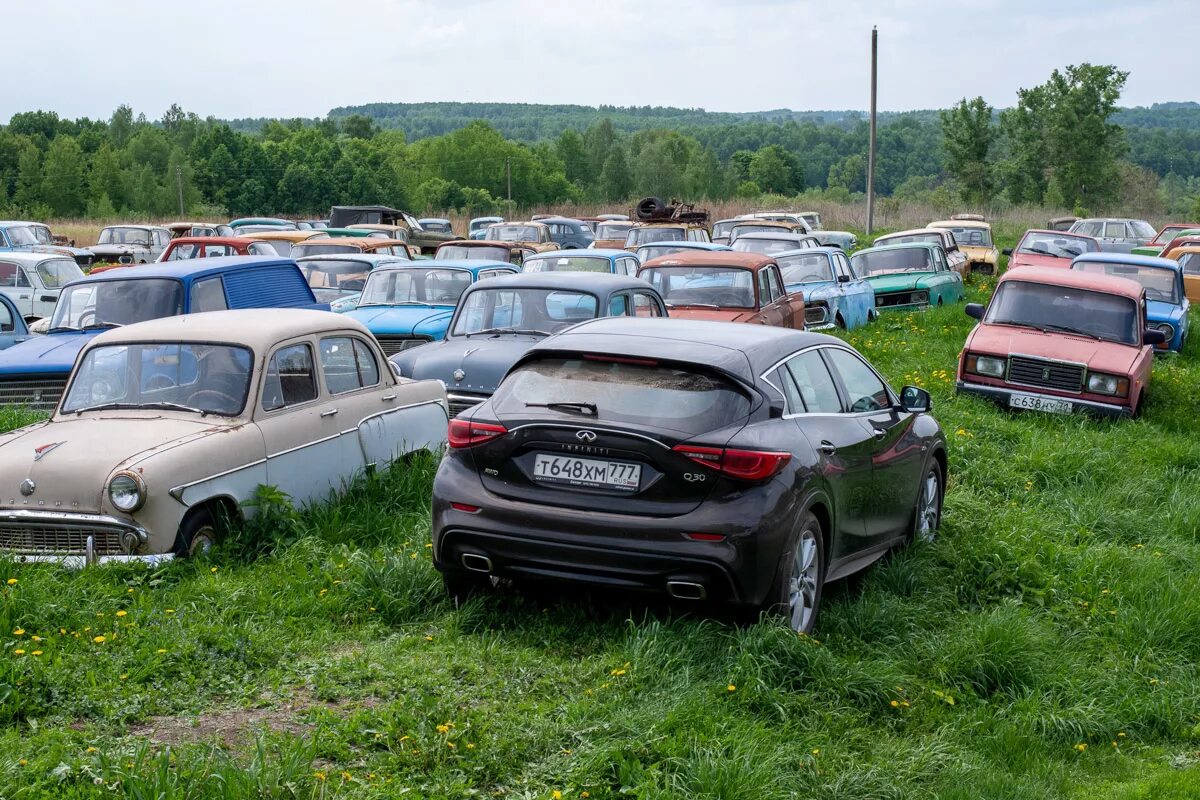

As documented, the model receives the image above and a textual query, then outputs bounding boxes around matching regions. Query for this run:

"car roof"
[929,219,990,230]
[637,241,728,251]
[167,236,265,246]
[1169,245,1200,255]
[1072,252,1181,271]
[377,259,513,272]
[229,217,292,225]
[1001,265,1144,299]
[78,255,299,282]
[1073,217,1147,224]
[853,242,938,255]
[87,308,367,350]
[528,249,628,260]
[533,216,586,225]
[460,271,651,293]
[247,230,321,241]
[296,253,410,265]
[776,246,842,258]
[418,218,451,224]
[641,251,775,270]
[526,317,844,384]
[0,251,79,264]
[875,228,948,240]
[733,232,813,241]
[491,221,549,229]
[100,223,170,231]
[439,239,523,248]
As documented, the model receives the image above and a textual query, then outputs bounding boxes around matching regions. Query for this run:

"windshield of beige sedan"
[359,268,473,306]
[98,227,153,246]
[51,279,183,330]
[62,343,253,416]
[852,248,933,275]
[986,281,1139,345]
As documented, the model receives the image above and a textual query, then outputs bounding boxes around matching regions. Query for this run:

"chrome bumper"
[0,509,153,566]
[955,381,1132,418]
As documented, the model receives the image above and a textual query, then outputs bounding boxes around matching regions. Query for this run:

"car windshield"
[732,237,807,256]
[986,280,1139,345]
[98,227,153,246]
[35,258,84,288]
[627,227,684,246]
[712,221,739,238]
[523,255,611,273]
[1152,226,1194,245]
[470,219,500,232]
[359,268,473,306]
[942,226,992,247]
[61,343,253,417]
[51,278,183,329]
[852,248,933,275]
[6,227,40,246]
[291,243,361,257]
[1130,220,1157,239]
[232,225,290,235]
[299,259,374,299]
[422,221,452,232]
[24,225,53,245]
[1072,261,1180,303]
[878,232,942,246]
[637,244,691,261]
[488,225,541,242]
[436,245,509,261]
[778,253,835,284]
[451,288,599,336]
[1016,232,1098,259]
[731,224,787,238]
[596,222,633,239]
[1178,253,1200,275]
[493,357,752,435]
[641,266,755,309]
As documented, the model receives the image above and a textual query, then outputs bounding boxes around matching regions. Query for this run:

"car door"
[768,264,804,328]
[0,294,29,350]
[843,253,876,325]
[0,262,33,318]
[754,268,785,326]
[254,339,353,508]
[823,346,924,541]
[26,264,57,320]
[774,349,876,559]
[632,290,666,317]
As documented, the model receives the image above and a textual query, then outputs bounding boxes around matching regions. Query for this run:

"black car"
[431,318,947,633]
[390,273,668,418]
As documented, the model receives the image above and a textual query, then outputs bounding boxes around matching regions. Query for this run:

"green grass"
[2,239,1200,797]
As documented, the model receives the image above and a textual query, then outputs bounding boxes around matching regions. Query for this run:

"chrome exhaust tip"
[666,581,707,600]
[461,553,493,573]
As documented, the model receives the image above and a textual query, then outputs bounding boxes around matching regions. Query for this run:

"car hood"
[664,308,751,322]
[786,281,839,300]
[33,245,92,258]
[346,305,455,335]
[1009,253,1071,270]
[0,416,241,514]
[961,245,998,262]
[966,323,1140,375]
[393,336,544,395]
[0,331,98,375]
[865,273,933,292]
[90,244,149,256]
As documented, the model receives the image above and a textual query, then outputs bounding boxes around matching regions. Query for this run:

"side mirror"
[899,385,931,413]
[837,274,850,283]
[965,303,985,320]
[1002,248,1013,256]
[1143,328,1167,346]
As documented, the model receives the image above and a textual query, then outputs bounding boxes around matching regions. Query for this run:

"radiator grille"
[0,524,124,555]
[876,291,928,308]
[375,336,432,357]
[0,377,67,410]
[1007,356,1085,393]
[447,392,489,418]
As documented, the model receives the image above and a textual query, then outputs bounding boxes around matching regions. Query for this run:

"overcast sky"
[6,0,1194,123]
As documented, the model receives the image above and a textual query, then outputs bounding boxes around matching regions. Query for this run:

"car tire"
[911,459,943,543]
[442,570,491,603]
[758,510,825,634]
[173,507,220,558]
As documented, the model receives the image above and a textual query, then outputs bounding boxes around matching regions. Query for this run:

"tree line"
[0,62,1196,220]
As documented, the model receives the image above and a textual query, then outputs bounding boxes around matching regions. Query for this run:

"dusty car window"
[641,266,756,309]
[595,223,633,239]
[292,243,359,258]
[320,337,380,395]
[524,256,610,273]
[944,227,992,247]
[637,245,689,261]
[986,281,1139,345]
[733,237,807,256]
[0,301,13,331]
[189,278,228,313]
[852,249,932,276]
[35,258,84,288]
[262,344,318,411]
[1016,233,1097,258]
[451,288,598,336]
[1073,261,1180,304]
[436,245,508,262]
[299,259,372,303]
[878,232,942,246]
[98,227,152,246]
[487,225,541,242]
[6,227,39,247]
[51,279,183,329]
[248,243,277,256]
[626,227,685,247]
[1179,253,1200,275]
[1130,220,1157,239]
[27,225,53,245]
[358,268,472,306]
[825,348,890,413]
[62,343,252,416]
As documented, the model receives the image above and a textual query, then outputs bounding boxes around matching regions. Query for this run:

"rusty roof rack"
[633,197,711,225]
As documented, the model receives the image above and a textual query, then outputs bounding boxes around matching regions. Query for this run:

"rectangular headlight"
[1086,372,1129,397]
[965,353,1006,378]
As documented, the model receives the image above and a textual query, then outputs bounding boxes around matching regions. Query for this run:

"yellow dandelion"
[58,628,65,635]
[424,635,434,641]
[30,636,41,642]
[811,748,820,756]
[553,792,563,800]
[1118,732,1126,738]
[466,742,475,749]
[610,668,626,676]
[436,724,450,734]
[1149,678,1159,685]
[127,588,134,593]
[30,650,41,657]
[340,771,352,781]
[1074,743,1087,753]
[446,741,456,749]
[727,684,737,692]
[17,759,25,766]
[12,628,23,636]
[5,578,16,586]
[115,610,127,618]
[210,567,218,573]
[92,635,106,644]
[165,609,176,614]
[13,649,25,655]
[313,771,326,781]
[120,674,128,680]
[156,648,167,654]
[1024,481,1033,491]
[889,699,899,707]
[85,746,97,753]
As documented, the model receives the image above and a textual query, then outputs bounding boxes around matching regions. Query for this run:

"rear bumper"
[956,380,1132,418]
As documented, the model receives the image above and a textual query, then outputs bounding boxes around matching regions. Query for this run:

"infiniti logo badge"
[18,479,35,497]
[576,430,597,443]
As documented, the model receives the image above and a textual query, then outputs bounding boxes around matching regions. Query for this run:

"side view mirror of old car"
[965,303,985,320]
[837,274,850,283]
[899,385,932,413]
[1002,248,1013,256]
[1143,328,1168,346]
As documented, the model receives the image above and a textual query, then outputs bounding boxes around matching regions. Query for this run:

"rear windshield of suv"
[492,356,752,435]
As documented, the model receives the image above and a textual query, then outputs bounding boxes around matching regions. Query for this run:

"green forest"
[2,62,1200,220]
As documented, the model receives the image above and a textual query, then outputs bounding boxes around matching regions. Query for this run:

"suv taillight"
[448,419,508,449]
[673,445,792,482]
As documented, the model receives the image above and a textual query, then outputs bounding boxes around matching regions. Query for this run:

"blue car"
[0,221,95,269]
[0,294,30,351]
[635,241,732,262]
[776,247,876,330]
[469,217,504,240]
[1071,252,1190,352]
[390,273,667,417]
[523,249,642,277]
[0,256,327,410]
[538,218,595,250]
[345,260,519,356]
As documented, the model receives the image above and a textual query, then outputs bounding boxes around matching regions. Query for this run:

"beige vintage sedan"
[0,309,448,565]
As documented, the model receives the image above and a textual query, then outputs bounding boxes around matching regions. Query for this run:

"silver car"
[1068,218,1156,254]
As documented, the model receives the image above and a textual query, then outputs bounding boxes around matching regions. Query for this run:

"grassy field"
[2,233,1200,798]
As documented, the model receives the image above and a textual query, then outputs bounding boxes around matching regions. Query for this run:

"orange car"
[1168,245,1200,302]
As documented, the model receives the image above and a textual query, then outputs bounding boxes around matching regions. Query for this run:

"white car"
[0,308,448,565]
[0,252,85,321]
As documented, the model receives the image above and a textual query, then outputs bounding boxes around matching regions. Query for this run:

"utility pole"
[175,165,185,217]
[505,157,512,214]
[866,25,878,236]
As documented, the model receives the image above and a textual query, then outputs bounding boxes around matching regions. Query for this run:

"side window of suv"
[824,347,890,413]
[784,350,843,413]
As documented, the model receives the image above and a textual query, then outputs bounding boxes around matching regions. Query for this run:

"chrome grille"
[375,335,432,357]
[0,525,123,555]
[1007,356,1085,393]
[447,392,489,418]
[0,377,67,410]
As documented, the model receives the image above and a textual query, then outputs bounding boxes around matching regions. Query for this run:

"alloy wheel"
[916,469,940,542]
[787,529,820,633]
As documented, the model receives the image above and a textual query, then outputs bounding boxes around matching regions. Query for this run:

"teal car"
[851,242,965,311]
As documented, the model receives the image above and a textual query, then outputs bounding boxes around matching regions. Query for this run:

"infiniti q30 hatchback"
[431,318,948,633]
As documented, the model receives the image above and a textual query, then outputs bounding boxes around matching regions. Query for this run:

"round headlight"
[108,472,146,513]
[1156,323,1174,339]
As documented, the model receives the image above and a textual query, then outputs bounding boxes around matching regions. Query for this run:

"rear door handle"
[320,408,339,418]
[381,394,397,402]
[817,441,836,456]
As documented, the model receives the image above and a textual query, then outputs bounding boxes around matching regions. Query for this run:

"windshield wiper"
[465,327,551,337]
[47,326,81,333]
[668,302,721,309]
[525,401,598,416]
[1039,323,1103,340]
[81,322,122,331]
[73,401,211,416]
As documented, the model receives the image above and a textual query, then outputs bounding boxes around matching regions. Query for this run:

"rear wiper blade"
[525,401,598,416]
